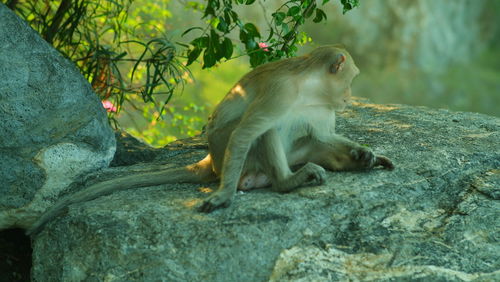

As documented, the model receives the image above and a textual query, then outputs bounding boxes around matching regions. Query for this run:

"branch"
[280,2,315,53]
[44,0,72,44]
[7,0,19,10]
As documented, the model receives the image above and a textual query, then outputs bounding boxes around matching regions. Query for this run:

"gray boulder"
[31,101,499,281]
[0,4,116,229]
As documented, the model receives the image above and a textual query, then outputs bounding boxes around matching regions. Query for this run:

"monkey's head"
[309,45,360,111]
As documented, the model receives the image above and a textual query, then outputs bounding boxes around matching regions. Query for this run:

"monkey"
[26,45,393,235]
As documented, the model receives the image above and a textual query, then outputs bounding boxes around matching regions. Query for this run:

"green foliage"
[122,58,249,146]
[124,102,207,146]
[340,0,359,14]
[4,0,360,145]
[184,0,359,68]
[6,0,359,104]
[5,0,186,119]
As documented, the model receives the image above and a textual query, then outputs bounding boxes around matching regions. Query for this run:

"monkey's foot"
[350,147,394,170]
[302,162,326,185]
[350,147,377,168]
[375,155,394,170]
[198,189,234,213]
[274,163,326,192]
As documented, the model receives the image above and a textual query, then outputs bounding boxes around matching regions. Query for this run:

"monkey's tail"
[26,155,216,236]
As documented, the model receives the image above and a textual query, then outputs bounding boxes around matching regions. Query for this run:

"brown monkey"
[27,45,393,235]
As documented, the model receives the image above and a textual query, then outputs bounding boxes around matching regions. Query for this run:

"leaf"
[215,48,225,61]
[297,31,308,45]
[209,29,224,60]
[301,0,313,6]
[217,17,228,33]
[230,10,239,22]
[276,50,285,58]
[313,8,327,23]
[182,26,203,37]
[208,0,221,9]
[191,36,209,48]
[304,3,316,18]
[224,11,232,25]
[243,23,260,38]
[210,29,220,47]
[222,37,233,59]
[249,51,266,67]
[202,49,216,68]
[245,38,257,49]
[341,0,359,14]
[130,45,149,82]
[319,9,328,20]
[283,30,296,41]
[287,6,300,17]
[273,12,286,25]
[245,0,256,4]
[203,6,215,18]
[294,15,305,25]
[239,29,248,42]
[113,51,127,60]
[175,42,190,48]
[210,17,220,29]
[281,23,289,34]
[186,47,202,66]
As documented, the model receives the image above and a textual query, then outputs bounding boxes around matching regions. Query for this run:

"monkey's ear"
[330,53,346,74]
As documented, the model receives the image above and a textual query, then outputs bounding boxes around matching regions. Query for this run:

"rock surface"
[0,4,115,229]
[31,101,499,281]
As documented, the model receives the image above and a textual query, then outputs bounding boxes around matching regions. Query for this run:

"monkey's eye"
[330,63,343,74]
[329,64,336,74]
[330,54,346,74]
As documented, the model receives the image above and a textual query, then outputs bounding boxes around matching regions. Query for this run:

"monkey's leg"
[305,135,394,171]
[199,84,299,212]
[258,129,326,192]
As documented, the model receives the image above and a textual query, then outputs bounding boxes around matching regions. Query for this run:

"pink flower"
[102,100,117,112]
[258,42,269,52]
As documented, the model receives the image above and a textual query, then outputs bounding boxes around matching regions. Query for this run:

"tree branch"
[43,0,72,44]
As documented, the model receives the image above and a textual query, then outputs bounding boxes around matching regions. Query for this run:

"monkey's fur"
[27,45,393,235]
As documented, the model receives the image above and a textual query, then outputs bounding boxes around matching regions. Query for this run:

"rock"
[110,131,161,167]
[0,4,116,229]
[31,101,499,281]
[270,246,500,281]
[110,131,207,167]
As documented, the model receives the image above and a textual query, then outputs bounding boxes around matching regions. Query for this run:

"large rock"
[0,4,116,229]
[31,101,499,281]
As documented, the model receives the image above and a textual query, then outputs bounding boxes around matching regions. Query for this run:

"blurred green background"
[116,0,500,146]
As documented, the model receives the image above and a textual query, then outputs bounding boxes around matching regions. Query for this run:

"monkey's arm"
[199,84,298,212]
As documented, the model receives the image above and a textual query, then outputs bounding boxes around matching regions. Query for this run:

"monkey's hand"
[302,162,327,185]
[351,147,394,170]
[198,187,235,213]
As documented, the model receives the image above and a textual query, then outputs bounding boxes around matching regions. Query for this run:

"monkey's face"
[329,55,358,111]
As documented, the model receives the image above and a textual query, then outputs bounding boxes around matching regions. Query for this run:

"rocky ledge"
[31,101,499,281]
